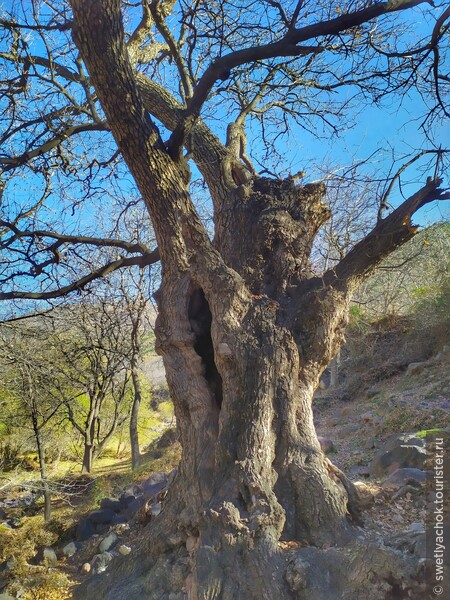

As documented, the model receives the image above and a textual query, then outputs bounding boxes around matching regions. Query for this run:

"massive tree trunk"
[71,1,446,597]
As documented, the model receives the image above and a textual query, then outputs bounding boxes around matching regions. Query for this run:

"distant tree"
[48,295,133,473]
[0,323,64,521]
[0,1,449,597]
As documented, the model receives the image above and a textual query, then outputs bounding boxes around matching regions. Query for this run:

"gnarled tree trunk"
[71,1,446,597]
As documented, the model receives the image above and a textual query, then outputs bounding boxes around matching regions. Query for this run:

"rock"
[88,509,115,524]
[124,495,146,518]
[81,562,91,574]
[369,434,428,478]
[0,594,15,600]
[408,522,425,533]
[118,544,131,556]
[6,517,21,529]
[76,519,96,542]
[119,493,135,510]
[186,536,198,553]
[391,484,421,501]
[142,472,168,498]
[407,362,426,376]
[100,497,122,512]
[111,513,128,525]
[336,423,360,437]
[62,541,80,557]
[32,546,58,566]
[364,438,380,450]
[0,508,7,520]
[95,523,110,535]
[156,428,178,449]
[113,523,130,535]
[99,531,118,552]
[385,531,426,558]
[348,465,370,478]
[151,503,162,517]
[90,551,113,574]
[382,468,428,491]
[366,386,381,398]
[318,437,335,454]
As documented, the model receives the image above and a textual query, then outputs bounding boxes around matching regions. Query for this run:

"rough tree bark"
[70,1,448,598]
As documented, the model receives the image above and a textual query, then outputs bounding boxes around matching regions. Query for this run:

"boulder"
[90,551,113,575]
[111,513,128,525]
[369,434,428,478]
[88,509,115,524]
[32,546,58,566]
[99,532,118,553]
[156,428,178,449]
[407,362,426,376]
[119,493,135,510]
[100,497,122,512]
[76,519,96,542]
[81,562,91,574]
[142,472,168,498]
[124,495,146,518]
[118,544,131,556]
[62,541,81,557]
[382,468,429,491]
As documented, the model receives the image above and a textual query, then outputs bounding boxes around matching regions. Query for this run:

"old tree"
[1,0,449,598]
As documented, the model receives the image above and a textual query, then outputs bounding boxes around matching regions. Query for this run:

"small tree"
[0,323,64,521]
[49,296,133,473]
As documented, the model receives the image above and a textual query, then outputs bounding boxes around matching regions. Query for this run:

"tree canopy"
[0,0,449,310]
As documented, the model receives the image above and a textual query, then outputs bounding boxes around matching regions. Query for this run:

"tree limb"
[0,250,160,301]
[327,178,450,288]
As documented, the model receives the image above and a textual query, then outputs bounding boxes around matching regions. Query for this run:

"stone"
[318,437,335,454]
[119,492,135,510]
[6,517,21,529]
[33,546,58,566]
[111,513,128,525]
[382,468,429,491]
[95,523,110,535]
[336,423,359,437]
[366,386,381,398]
[151,503,162,517]
[100,497,122,512]
[118,544,131,556]
[369,434,428,478]
[391,485,421,501]
[62,541,80,557]
[88,509,115,524]
[408,522,425,533]
[186,536,198,553]
[0,594,15,600]
[99,531,118,553]
[90,551,113,575]
[407,362,426,376]
[76,519,96,542]
[385,531,426,559]
[142,472,168,498]
[156,428,178,449]
[124,495,146,518]
[81,562,91,574]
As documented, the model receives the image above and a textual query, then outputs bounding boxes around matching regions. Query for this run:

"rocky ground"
[0,348,449,599]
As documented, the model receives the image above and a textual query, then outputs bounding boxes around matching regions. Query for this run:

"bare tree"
[49,295,133,473]
[0,323,64,521]
[0,1,449,597]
